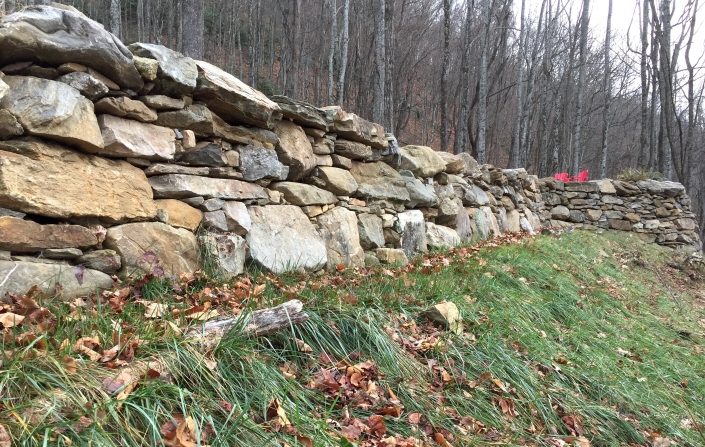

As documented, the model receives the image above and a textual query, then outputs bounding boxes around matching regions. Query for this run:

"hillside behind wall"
[0,5,701,298]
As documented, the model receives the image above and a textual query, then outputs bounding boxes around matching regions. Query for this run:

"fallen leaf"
[0,312,25,328]
[0,424,10,447]
[144,302,168,319]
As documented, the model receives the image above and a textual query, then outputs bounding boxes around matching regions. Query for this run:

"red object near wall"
[553,170,589,182]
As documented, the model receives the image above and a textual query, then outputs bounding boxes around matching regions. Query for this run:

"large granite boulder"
[99,114,176,160]
[271,96,328,130]
[0,5,143,90]
[105,222,200,277]
[0,139,156,223]
[194,60,282,128]
[236,145,288,181]
[270,182,337,206]
[273,121,316,181]
[322,107,387,149]
[0,216,98,253]
[128,42,198,95]
[317,207,364,269]
[149,174,268,200]
[309,167,358,196]
[0,260,113,298]
[350,161,410,202]
[397,210,427,258]
[0,76,104,152]
[199,232,246,278]
[247,205,327,273]
[399,145,446,178]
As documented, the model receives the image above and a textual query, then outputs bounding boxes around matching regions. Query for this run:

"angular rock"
[0,139,156,223]
[0,5,143,89]
[199,232,246,278]
[42,248,83,260]
[237,145,288,181]
[637,180,685,198]
[436,152,465,175]
[317,207,365,269]
[397,210,427,258]
[154,199,203,231]
[140,95,185,111]
[0,259,113,298]
[399,145,446,178]
[201,198,225,211]
[375,248,408,265]
[270,182,337,206]
[310,167,358,196]
[128,43,197,95]
[471,207,501,240]
[222,201,252,236]
[77,249,121,274]
[194,60,282,128]
[358,213,385,250]
[593,179,616,194]
[105,222,200,276]
[149,174,268,200]
[0,76,7,100]
[144,164,210,177]
[0,216,97,253]
[331,154,353,170]
[426,223,461,249]
[57,71,109,100]
[99,114,176,160]
[458,153,481,176]
[350,161,410,202]
[334,139,373,161]
[95,97,158,123]
[133,55,159,81]
[0,76,104,152]
[456,208,473,241]
[551,205,571,220]
[202,210,229,232]
[400,171,438,208]
[274,120,317,180]
[322,107,387,149]
[247,205,327,273]
[156,104,278,148]
[0,110,24,139]
[271,95,328,130]
[178,142,227,167]
[503,209,522,232]
[422,302,462,334]
[458,184,490,207]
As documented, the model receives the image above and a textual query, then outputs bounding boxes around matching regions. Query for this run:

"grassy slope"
[1,231,704,446]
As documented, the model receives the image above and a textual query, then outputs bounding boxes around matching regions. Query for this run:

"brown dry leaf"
[161,415,198,447]
[295,339,313,353]
[73,336,102,362]
[102,370,137,400]
[0,312,25,328]
[63,355,78,375]
[495,397,517,418]
[253,283,266,296]
[0,424,10,447]
[143,302,168,319]
[368,414,386,437]
[100,344,121,363]
[408,412,422,425]
[434,432,453,447]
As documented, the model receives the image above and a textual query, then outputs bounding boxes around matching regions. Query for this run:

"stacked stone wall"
[0,5,700,298]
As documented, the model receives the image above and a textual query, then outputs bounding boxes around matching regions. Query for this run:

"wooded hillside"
[1,0,703,241]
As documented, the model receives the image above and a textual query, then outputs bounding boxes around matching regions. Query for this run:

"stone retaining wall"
[0,5,701,298]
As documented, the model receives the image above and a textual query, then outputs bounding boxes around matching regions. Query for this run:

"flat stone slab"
[149,174,268,200]
[0,216,97,253]
[0,259,113,298]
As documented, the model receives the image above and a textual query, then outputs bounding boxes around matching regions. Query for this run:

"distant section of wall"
[0,5,700,299]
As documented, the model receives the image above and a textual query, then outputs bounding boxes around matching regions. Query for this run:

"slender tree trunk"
[571,0,589,176]
[372,0,386,124]
[327,0,337,104]
[182,0,204,59]
[510,0,526,167]
[683,0,699,187]
[640,0,650,167]
[108,0,121,39]
[336,0,349,105]
[455,0,474,154]
[384,0,395,132]
[440,0,451,152]
[477,0,491,164]
[600,0,612,178]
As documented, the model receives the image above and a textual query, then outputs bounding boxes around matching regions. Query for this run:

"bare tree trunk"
[372,0,386,124]
[292,0,302,98]
[440,0,451,152]
[600,0,612,178]
[571,0,589,176]
[455,0,474,154]
[182,0,204,59]
[384,0,395,132]
[108,0,121,39]
[683,0,698,187]
[336,0,349,105]
[510,0,526,167]
[476,0,491,164]
[640,0,650,167]
[327,0,337,104]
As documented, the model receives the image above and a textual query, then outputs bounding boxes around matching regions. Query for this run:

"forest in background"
[1,0,704,241]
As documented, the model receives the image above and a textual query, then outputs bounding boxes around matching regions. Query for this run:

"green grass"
[1,231,704,446]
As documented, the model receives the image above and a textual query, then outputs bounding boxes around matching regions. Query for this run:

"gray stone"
[140,95,186,111]
[202,210,229,232]
[42,248,83,260]
[273,120,316,181]
[271,95,328,130]
[551,205,571,220]
[459,184,490,207]
[397,210,427,258]
[105,222,200,277]
[201,198,225,211]
[399,145,446,178]
[321,106,387,149]
[149,174,268,200]
[350,161,410,202]
[144,164,210,177]
[593,179,616,194]
[317,207,364,269]
[194,60,282,128]
[0,110,24,140]
[0,216,98,253]
[334,139,374,160]
[128,42,197,95]
[358,213,385,250]
[222,201,251,236]
[132,55,159,81]
[400,171,439,208]
[637,180,685,198]
[436,152,465,175]
[179,142,228,167]
[331,154,353,170]
[426,223,461,249]
[1,76,104,152]
[375,248,408,265]
[310,167,358,196]
[270,182,337,206]
[472,207,501,240]
[57,71,109,100]
[99,114,176,160]
[199,232,246,278]
[94,97,158,123]
[0,259,113,298]
[247,205,327,273]
[0,5,143,90]
[422,302,462,334]
[237,144,288,181]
